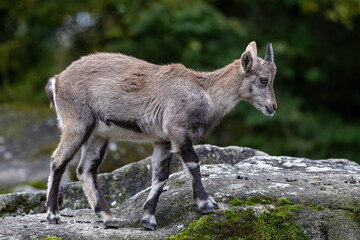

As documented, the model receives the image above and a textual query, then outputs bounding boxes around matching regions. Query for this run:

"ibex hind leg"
[141,142,172,230]
[46,123,94,224]
[76,136,119,228]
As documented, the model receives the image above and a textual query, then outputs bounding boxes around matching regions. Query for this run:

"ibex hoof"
[104,219,120,228]
[141,214,157,231]
[198,196,219,214]
[47,213,61,224]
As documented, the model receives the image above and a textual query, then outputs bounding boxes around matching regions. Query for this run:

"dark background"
[1,0,359,163]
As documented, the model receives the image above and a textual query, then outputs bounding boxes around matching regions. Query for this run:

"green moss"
[311,204,324,211]
[225,209,235,218]
[32,236,62,240]
[120,189,128,200]
[245,195,272,206]
[174,179,185,187]
[27,180,47,189]
[1,204,18,215]
[168,201,308,240]
[40,194,47,202]
[0,188,12,194]
[0,195,34,216]
[17,195,29,206]
[277,198,291,206]
[179,207,194,214]
[348,205,360,226]
[167,215,214,240]
[229,198,243,206]
[170,197,189,206]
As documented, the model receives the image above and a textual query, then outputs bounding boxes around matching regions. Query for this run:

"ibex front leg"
[178,138,218,213]
[142,142,172,230]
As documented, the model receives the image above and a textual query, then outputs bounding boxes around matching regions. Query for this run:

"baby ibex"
[45,41,277,230]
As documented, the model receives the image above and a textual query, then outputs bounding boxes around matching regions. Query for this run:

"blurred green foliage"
[0,0,359,163]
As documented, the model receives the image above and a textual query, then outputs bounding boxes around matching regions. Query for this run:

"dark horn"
[264,43,274,62]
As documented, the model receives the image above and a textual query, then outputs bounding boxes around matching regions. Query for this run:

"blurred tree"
[0,0,359,163]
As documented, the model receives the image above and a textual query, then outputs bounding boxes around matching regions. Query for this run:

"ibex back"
[45,41,277,230]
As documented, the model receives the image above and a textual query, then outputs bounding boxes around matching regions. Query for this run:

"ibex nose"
[273,104,277,111]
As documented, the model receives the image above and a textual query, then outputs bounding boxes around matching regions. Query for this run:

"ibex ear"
[246,41,257,57]
[241,51,253,72]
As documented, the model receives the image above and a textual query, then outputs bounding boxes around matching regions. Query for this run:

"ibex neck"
[194,60,242,117]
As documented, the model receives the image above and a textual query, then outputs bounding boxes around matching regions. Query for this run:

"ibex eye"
[260,78,268,85]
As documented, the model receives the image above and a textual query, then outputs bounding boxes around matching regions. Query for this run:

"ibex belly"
[94,121,161,143]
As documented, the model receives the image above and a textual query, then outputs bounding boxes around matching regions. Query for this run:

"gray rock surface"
[0,145,359,240]
[0,144,266,215]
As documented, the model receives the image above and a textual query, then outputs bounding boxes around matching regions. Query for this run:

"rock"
[0,144,265,215]
[0,145,359,239]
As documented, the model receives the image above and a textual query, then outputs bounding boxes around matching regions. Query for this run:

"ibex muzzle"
[45,41,277,230]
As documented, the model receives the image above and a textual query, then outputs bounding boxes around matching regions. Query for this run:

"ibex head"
[239,41,277,116]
